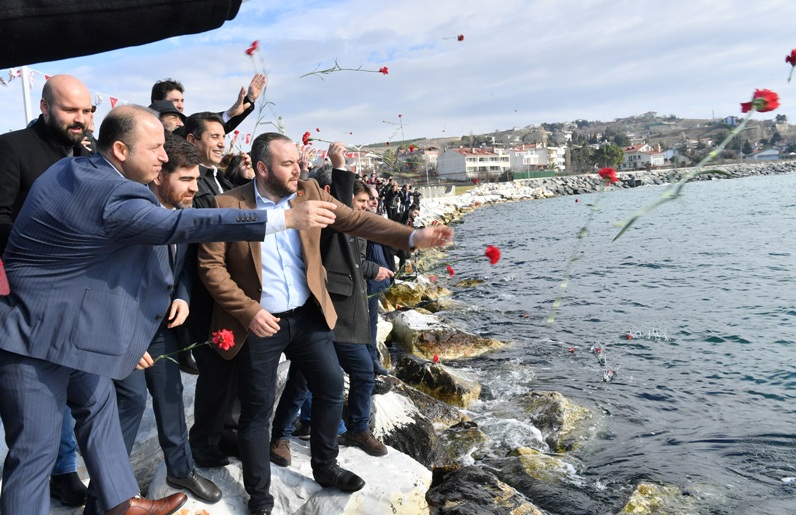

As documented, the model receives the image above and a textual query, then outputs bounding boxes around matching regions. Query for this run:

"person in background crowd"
[222,151,256,186]
[150,74,265,134]
[149,100,187,132]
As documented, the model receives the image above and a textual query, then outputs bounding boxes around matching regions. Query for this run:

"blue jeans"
[52,408,77,475]
[333,343,374,434]
[237,303,343,513]
[273,378,347,439]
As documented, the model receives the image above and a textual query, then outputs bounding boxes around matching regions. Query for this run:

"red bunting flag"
[110,97,118,108]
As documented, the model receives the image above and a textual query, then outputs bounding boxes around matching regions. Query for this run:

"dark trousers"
[116,325,193,476]
[84,324,194,515]
[272,342,374,438]
[189,336,239,452]
[0,349,138,515]
[237,303,343,512]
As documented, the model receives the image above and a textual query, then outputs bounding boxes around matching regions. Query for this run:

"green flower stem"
[546,184,608,327]
[151,339,211,365]
[613,109,755,241]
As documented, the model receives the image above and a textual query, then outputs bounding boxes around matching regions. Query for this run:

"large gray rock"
[390,310,503,360]
[394,353,481,409]
[370,389,456,473]
[426,465,544,515]
[519,391,592,452]
[147,439,433,514]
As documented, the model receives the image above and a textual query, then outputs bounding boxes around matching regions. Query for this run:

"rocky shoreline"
[23,162,796,514]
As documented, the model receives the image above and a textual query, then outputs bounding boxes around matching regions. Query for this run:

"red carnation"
[485,245,501,265]
[446,265,455,277]
[302,131,311,145]
[433,354,439,363]
[386,142,390,146]
[598,167,619,184]
[379,67,389,75]
[741,89,779,113]
[245,40,259,56]
[409,145,415,152]
[211,329,235,351]
[457,34,464,42]
[787,49,796,66]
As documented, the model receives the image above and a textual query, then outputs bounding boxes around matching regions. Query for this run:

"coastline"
[416,161,796,227]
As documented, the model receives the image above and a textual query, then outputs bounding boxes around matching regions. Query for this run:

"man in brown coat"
[198,132,452,515]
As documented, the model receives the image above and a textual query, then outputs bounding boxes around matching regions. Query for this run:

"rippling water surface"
[433,173,796,514]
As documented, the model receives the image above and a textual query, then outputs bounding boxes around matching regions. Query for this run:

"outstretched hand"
[412,226,454,249]
[285,200,337,230]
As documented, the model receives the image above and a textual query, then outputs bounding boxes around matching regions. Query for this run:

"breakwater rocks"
[417,161,796,227]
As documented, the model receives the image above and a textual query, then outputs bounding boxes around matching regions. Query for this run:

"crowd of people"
[0,74,453,515]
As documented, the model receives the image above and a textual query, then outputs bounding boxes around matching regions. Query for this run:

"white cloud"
[2,0,795,145]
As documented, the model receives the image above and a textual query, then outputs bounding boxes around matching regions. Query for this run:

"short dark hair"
[151,79,184,103]
[162,131,200,174]
[250,132,292,171]
[97,104,158,154]
[183,111,225,140]
[353,179,370,197]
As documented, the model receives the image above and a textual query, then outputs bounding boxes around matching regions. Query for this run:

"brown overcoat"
[198,179,413,359]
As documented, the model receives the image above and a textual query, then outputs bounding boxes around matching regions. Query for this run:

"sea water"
[434,172,796,514]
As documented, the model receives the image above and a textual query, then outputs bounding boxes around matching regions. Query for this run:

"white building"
[620,143,665,170]
[437,147,511,181]
[506,144,567,173]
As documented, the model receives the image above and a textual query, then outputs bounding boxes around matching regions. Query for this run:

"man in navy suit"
[0,104,339,515]
[82,132,223,514]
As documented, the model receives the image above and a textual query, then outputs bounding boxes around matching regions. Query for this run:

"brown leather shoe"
[341,431,388,456]
[118,493,187,514]
[269,438,291,467]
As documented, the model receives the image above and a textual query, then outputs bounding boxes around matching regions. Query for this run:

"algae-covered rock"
[620,482,700,514]
[519,391,592,452]
[508,447,577,482]
[390,310,503,360]
[438,421,489,465]
[423,297,469,313]
[394,354,481,409]
[383,281,425,308]
[455,278,485,288]
[426,465,544,515]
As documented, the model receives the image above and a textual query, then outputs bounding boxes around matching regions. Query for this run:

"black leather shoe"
[50,471,87,506]
[191,446,230,468]
[178,350,199,375]
[313,464,365,492]
[167,469,222,503]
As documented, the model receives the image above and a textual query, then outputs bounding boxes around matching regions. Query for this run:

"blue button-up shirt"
[253,181,311,313]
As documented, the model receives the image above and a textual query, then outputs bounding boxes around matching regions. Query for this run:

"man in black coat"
[0,75,92,254]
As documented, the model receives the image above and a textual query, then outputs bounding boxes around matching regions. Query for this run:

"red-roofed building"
[437,147,511,181]
[620,143,665,170]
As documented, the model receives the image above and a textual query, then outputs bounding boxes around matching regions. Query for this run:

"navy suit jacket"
[0,153,267,379]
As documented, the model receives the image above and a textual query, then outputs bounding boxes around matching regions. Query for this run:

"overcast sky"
[2,0,795,147]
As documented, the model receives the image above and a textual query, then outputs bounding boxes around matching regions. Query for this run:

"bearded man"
[0,74,94,254]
